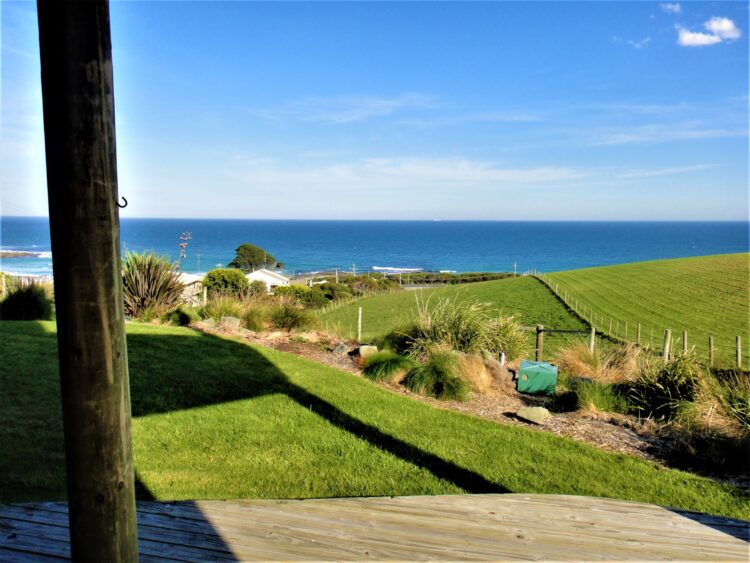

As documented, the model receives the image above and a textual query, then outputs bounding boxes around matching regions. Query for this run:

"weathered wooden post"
[37,0,138,560]
[357,306,363,342]
[708,336,715,367]
[535,325,544,362]
[662,330,672,361]
[203,286,208,305]
[589,326,596,353]
[737,336,743,369]
[682,331,688,354]
[609,318,612,333]
[636,323,641,345]
[625,321,628,339]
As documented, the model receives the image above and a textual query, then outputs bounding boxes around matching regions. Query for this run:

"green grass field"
[2,321,748,519]
[319,276,587,354]
[544,253,749,366]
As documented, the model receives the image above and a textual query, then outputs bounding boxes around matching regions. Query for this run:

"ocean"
[1,217,748,277]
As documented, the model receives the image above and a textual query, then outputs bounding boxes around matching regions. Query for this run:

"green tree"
[228,243,283,272]
[203,268,249,296]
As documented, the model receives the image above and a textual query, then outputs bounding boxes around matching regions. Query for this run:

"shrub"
[484,315,528,361]
[242,307,265,332]
[163,306,200,326]
[202,268,249,296]
[275,285,328,308]
[200,295,245,322]
[556,342,641,384]
[122,251,184,319]
[712,371,750,431]
[268,301,311,331]
[363,352,417,383]
[0,272,18,298]
[399,297,525,361]
[455,354,493,393]
[404,352,469,401]
[0,281,53,320]
[628,353,705,422]
[318,282,353,301]
[573,380,628,413]
[248,280,268,297]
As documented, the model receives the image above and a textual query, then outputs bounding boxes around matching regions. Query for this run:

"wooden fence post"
[203,286,208,304]
[589,326,596,353]
[737,336,742,369]
[609,318,612,333]
[636,323,641,345]
[535,325,544,362]
[708,336,714,367]
[682,331,688,354]
[625,322,628,339]
[37,1,138,559]
[357,306,363,342]
[662,330,672,361]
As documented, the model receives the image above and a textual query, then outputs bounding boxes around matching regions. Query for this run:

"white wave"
[372,266,423,273]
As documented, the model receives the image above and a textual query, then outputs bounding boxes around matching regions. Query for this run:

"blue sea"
[1,217,748,277]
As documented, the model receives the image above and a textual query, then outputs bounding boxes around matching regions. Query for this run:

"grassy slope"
[319,276,586,345]
[545,253,750,365]
[1,321,748,519]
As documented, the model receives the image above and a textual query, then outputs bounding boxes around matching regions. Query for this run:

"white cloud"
[677,17,742,47]
[593,122,746,145]
[224,156,586,193]
[256,94,436,123]
[627,37,651,49]
[618,164,718,179]
[660,3,682,15]
[705,17,742,40]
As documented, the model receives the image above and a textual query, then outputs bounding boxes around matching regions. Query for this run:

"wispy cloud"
[593,122,747,145]
[256,94,437,123]
[612,36,652,49]
[395,112,540,128]
[619,164,718,179]
[660,3,682,15]
[225,156,586,192]
[677,17,742,47]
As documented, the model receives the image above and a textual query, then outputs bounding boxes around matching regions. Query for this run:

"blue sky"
[1,1,748,220]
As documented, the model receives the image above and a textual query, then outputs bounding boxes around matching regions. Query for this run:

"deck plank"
[0,494,747,561]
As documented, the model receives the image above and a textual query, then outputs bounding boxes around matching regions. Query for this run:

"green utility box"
[517,360,558,396]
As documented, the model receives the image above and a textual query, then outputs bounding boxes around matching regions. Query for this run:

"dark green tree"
[227,243,284,272]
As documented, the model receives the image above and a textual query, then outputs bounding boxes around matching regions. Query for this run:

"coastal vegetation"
[122,251,184,319]
[2,320,748,519]
[0,280,54,321]
[202,268,250,296]
[544,253,750,366]
[228,242,283,271]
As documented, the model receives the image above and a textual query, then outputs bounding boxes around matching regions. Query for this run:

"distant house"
[246,268,290,293]
[176,272,204,305]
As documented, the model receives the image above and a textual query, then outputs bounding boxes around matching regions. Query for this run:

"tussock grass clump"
[268,301,312,332]
[574,380,628,413]
[399,297,526,361]
[241,307,266,332]
[123,251,184,319]
[455,354,493,393]
[404,352,469,401]
[363,352,417,383]
[714,372,750,430]
[201,295,245,322]
[0,281,54,320]
[629,353,705,422]
[556,342,641,384]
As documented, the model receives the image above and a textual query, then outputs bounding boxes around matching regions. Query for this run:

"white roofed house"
[177,272,204,305]
[246,268,290,293]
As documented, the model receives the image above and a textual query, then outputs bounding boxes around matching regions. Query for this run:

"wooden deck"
[0,494,747,561]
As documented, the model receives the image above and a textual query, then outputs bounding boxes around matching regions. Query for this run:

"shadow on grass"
[126,328,508,495]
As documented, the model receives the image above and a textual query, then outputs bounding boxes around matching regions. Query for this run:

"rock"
[265,331,285,340]
[220,316,241,329]
[357,345,378,359]
[516,406,552,425]
[201,318,216,327]
[332,342,349,356]
[296,332,320,343]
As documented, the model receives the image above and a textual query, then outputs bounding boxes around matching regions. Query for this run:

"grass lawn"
[1,321,748,519]
[318,276,587,355]
[545,253,750,366]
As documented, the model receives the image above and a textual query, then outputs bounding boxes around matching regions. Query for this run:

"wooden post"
[662,330,671,361]
[535,325,544,362]
[202,286,208,304]
[589,326,596,353]
[609,318,612,333]
[37,1,138,560]
[357,306,363,342]
[682,331,688,354]
[708,336,714,367]
[615,320,619,337]
[636,323,641,345]
[737,336,743,368]
[625,322,628,339]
